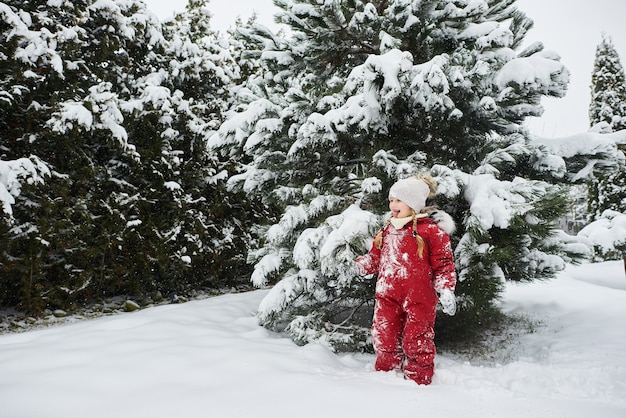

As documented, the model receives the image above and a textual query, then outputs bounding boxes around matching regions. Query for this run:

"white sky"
[144,0,626,138]
[516,0,626,137]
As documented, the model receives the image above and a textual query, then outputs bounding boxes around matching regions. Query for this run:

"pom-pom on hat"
[388,177,431,213]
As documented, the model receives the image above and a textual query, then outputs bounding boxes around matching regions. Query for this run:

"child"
[356,174,457,385]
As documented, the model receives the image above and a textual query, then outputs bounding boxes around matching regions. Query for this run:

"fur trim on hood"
[421,206,456,235]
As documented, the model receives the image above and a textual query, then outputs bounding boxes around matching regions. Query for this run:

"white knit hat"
[388,177,430,213]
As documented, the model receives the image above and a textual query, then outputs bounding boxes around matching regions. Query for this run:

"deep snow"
[0,261,625,417]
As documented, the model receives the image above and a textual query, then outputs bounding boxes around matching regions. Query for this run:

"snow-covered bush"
[578,210,626,261]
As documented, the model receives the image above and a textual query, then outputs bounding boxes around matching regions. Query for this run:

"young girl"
[356,174,457,385]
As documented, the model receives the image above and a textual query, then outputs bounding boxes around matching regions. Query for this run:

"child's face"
[389,197,413,218]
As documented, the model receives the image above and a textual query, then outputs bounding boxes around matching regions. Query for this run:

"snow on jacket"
[356,210,456,299]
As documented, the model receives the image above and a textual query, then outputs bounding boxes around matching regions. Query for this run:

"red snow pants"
[372,294,437,385]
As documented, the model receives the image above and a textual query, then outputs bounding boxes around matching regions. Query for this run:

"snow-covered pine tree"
[211,0,579,349]
[210,0,593,351]
[156,0,266,290]
[0,0,247,312]
[588,33,626,221]
[590,34,626,131]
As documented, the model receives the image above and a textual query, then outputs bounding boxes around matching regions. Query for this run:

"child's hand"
[438,289,456,316]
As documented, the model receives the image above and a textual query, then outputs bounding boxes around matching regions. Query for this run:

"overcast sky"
[145,0,626,139]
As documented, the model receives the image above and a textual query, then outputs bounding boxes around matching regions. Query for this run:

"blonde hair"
[374,216,426,258]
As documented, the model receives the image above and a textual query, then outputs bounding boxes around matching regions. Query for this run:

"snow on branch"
[531,129,626,181]
[47,82,139,158]
[0,156,50,216]
[208,94,282,152]
[463,173,542,231]
[88,0,164,47]
[1,3,64,76]
[494,50,569,98]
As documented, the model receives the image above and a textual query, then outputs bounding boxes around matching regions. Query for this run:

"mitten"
[354,256,369,275]
[438,288,456,316]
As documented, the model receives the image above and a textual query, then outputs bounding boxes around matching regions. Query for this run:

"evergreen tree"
[589,34,626,131]
[0,0,250,312]
[210,0,595,350]
[2,0,163,309]
[157,0,266,291]
[588,33,626,220]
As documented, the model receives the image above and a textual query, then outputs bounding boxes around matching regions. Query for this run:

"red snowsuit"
[356,213,456,385]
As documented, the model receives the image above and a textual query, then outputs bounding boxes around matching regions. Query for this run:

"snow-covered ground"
[1,260,624,418]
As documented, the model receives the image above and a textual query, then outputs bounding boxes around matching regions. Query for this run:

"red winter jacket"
[357,213,456,304]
